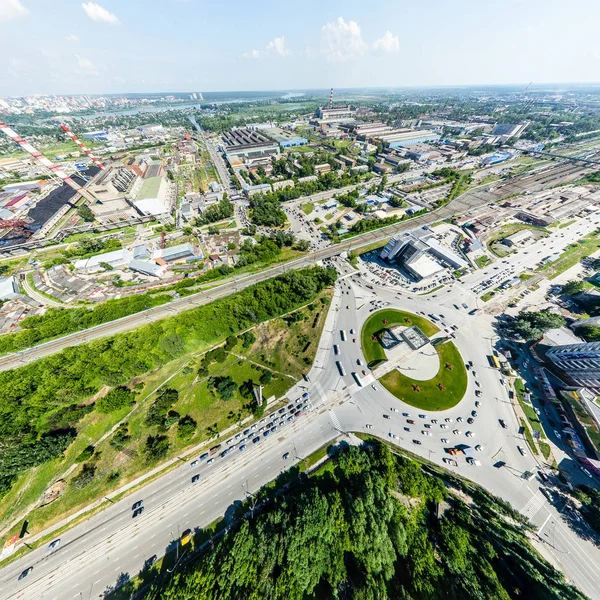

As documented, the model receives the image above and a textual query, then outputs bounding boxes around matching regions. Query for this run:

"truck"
[209,443,222,456]
[333,344,340,355]
[336,361,346,376]
[445,445,476,457]
[340,330,346,342]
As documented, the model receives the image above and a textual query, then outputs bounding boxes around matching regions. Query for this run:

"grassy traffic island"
[361,309,468,411]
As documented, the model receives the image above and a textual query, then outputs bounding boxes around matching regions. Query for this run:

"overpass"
[521,147,600,166]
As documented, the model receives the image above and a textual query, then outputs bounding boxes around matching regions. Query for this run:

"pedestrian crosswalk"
[521,492,545,520]
[312,382,327,406]
[328,410,343,432]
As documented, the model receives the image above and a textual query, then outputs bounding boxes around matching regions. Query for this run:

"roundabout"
[361,309,468,411]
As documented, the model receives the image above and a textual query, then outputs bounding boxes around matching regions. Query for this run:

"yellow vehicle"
[180,529,192,545]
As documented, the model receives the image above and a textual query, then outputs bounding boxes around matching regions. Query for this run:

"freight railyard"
[1,85,600,600]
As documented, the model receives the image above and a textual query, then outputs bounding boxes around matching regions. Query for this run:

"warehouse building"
[221,128,279,159]
[373,129,441,149]
[502,229,534,247]
[266,127,308,148]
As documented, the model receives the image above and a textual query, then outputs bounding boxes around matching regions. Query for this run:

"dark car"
[133,507,144,518]
[494,461,506,468]
[192,474,200,483]
[144,555,158,569]
[499,419,508,429]
[252,436,261,444]
[467,418,474,424]
[18,567,33,581]
[263,430,270,438]
[132,500,143,511]
[412,439,422,445]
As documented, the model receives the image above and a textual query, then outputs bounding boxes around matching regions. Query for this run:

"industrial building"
[373,129,441,149]
[502,229,534,247]
[265,127,308,148]
[87,167,137,202]
[0,276,19,300]
[316,106,354,120]
[546,342,600,391]
[221,128,279,160]
[380,227,467,280]
[490,122,528,140]
[133,176,172,216]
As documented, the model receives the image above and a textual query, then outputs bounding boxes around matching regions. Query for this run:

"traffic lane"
[5,412,340,600]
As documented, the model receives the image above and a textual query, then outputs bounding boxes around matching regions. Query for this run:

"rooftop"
[137,176,162,200]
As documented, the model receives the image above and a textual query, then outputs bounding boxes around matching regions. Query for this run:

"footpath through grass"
[361,309,467,411]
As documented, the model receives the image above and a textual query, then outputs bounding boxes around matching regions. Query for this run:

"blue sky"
[1,0,599,96]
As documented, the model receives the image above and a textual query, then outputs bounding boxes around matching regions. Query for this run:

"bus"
[336,361,346,376]
[352,372,363,387]
[340,330,346,342]
[488,355,500,369]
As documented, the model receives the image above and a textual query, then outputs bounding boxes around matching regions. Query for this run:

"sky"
[1,0,600,96]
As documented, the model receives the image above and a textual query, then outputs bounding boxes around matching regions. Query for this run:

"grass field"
[0,292,333,540]
[361,309,440,365]
[539,230,600,279]
[301,202,315,215]
[361,309,467,411]
[379,341,467,411]
[475,255,492,268]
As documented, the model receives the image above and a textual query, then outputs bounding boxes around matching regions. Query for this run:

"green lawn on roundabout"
[361,309,467,411]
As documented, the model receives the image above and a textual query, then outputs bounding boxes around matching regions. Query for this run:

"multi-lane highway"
[0,160,586,373]
[3,263,600,599]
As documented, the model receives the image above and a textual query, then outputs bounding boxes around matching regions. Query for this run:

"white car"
[365,424,374,429]
[390,407,399,412]
[475,444,483,451]
[554,430,562,439]
[466,457,481,466]
[388,433,399,440]
[372,384,378,391]
[441,438,449,443]
[453,429,461,435]
[465,431,474,438]
[517,446,527,456]
[440,424,448,429]
[445,417,453,423]
[456,417,463,423]
[421,431,432,436]
[474,401,480,408]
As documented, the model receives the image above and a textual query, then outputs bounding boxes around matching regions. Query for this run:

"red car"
[407,419,415,424]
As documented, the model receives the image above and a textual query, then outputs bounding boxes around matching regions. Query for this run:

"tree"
[177,415,197,440]
[510,309,566,341]
[561,280,586,296]
[77,204,95,222]
[109,423,131,451]
[294,239,310,252]
[71,463,96,489]
[208,376,238,400]
[144,435,170,462]
[578,325,600,341]
[95,387,137,413]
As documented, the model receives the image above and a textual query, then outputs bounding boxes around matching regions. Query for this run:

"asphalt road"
[0,163,578,373]
[3,267,600,599]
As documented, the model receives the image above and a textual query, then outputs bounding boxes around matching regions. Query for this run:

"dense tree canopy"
[145,444,585,600]
[509,309,566,341]
[0,267,337,497]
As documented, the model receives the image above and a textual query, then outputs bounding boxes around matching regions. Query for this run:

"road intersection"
[3,257,600,599]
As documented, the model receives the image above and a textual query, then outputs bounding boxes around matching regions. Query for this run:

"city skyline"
[1,0,600,96]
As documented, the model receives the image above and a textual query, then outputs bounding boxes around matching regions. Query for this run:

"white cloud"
[65,33,80,42]
[81,2,120,25]
[244,36,290,59]
[266,37,290,57]
[372,31,400,54]
[0,0,29,23]
[321,17,367,62]
[76,55,99,76]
